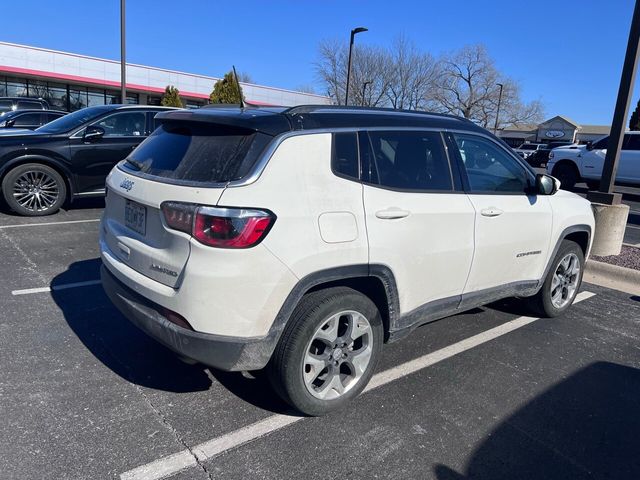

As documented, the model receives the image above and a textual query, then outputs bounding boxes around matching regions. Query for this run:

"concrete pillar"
[590,203,630,256]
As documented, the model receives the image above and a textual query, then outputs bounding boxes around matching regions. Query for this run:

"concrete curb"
[584,259,640,296]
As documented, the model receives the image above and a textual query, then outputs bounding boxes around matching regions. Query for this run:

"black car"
[0,97,50,112]
[527,141,573,168]
[0,109,66,130]
[0,104,175,216]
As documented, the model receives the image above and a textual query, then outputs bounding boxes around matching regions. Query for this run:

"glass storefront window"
[47,83,68,111]
[27,80,49,99]
[69,88,88,111]
[88,88,106,107]
[105,91,118,105]
[6,78,27,97]
[105,91,139,105]
[0,75,151,110]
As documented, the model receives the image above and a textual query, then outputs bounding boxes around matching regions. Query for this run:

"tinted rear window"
[125,122,271,183]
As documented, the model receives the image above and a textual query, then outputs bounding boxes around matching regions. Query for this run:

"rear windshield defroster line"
[123,121,272,184]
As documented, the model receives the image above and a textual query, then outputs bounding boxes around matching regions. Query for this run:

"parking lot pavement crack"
[129,382,215,480]
[96,336,214,480]
[0,229,48,284]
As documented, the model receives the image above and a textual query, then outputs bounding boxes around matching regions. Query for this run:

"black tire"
[2,163,67,216]
[552,162,579,191]
[586,180,600,190]
[268,287,383,416]
[527,240,584,318]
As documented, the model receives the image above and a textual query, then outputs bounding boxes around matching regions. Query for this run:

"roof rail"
[201,102,285,110]
[282,104,468,122]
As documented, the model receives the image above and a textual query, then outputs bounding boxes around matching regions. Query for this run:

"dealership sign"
[545,130,566,138]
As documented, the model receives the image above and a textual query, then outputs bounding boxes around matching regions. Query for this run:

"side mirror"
[83,125,105,142]
[536,173,559,195]
[585,141,594,150]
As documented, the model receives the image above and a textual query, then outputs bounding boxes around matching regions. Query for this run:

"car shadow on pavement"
[51,259,213,394]
[482,296,534,317]
[434,361,640,480]
[208,370,293,415]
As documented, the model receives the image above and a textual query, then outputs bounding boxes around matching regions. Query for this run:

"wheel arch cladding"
[276,265,400,343]
[564,230,590,256]
[538,224,592,289]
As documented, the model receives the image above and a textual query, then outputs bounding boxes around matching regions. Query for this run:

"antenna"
[232,65,245,109]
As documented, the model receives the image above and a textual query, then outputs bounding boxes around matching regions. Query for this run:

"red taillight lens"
[161,202,275,249]
[161,202,196,234]
[193,207,274,248]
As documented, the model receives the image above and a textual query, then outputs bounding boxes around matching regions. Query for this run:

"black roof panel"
[156,104,487,137]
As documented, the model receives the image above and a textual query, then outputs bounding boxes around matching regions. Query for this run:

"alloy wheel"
[12,170,60,213]
[550,252,580,309]
[303,310,373,400]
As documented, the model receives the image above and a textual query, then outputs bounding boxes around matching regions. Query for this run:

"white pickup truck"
[547,132,640,190]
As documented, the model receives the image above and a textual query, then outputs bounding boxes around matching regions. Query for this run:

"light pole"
[585,0,638,256]
[361,80,372,106]
[120,0,126,104]
[588,0,640,203]
[345,27,368,106]
[494,82,504,134]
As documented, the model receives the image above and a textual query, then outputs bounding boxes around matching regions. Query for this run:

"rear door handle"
[480,207,503,217]
[375,208,410,219]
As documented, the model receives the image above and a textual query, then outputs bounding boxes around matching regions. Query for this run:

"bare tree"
[428,44,543,128]
[237,72,253,84]
[386,36,439,110]
[315,39,392,107]
[295,84,317,94]
[316,39,544,126]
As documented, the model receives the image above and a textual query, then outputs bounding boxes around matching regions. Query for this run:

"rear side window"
[623,134,640,150]
[17,100,44,110]
[367,130,452,191]
[125,122,271,184]
[13,113,42,127]
[47,113,64,122]
[332,132,359,180]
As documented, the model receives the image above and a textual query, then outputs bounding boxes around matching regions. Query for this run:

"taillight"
[161,202,195,234]
[161,202,275,249]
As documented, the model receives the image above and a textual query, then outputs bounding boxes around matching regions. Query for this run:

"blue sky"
[2,0,637,124]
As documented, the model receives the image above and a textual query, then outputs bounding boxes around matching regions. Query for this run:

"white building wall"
[0,41,330,106]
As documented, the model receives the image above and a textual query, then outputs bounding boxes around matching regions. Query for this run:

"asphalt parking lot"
[1,198,640,480]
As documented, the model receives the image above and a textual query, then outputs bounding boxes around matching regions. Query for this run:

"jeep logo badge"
[119,179,135,191]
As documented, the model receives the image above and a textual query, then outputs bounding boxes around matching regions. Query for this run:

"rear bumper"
[101,264,276,371]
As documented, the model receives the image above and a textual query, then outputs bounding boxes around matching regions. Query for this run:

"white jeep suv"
[100,105,595,415]
[547,132,640,190]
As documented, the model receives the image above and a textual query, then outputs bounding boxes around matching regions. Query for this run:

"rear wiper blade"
[125,158,142,171]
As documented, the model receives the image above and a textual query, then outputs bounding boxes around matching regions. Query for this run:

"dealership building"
[0,41,330,111]
[499,115,610,147]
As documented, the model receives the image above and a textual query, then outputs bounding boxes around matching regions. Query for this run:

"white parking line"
[11,279,102,296]
[0,218,100,229]
[120,290,596,480]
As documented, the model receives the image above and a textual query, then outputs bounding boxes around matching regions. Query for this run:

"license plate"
[125,200,146,235]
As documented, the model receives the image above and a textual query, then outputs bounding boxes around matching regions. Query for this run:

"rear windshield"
[124,122,272,183]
